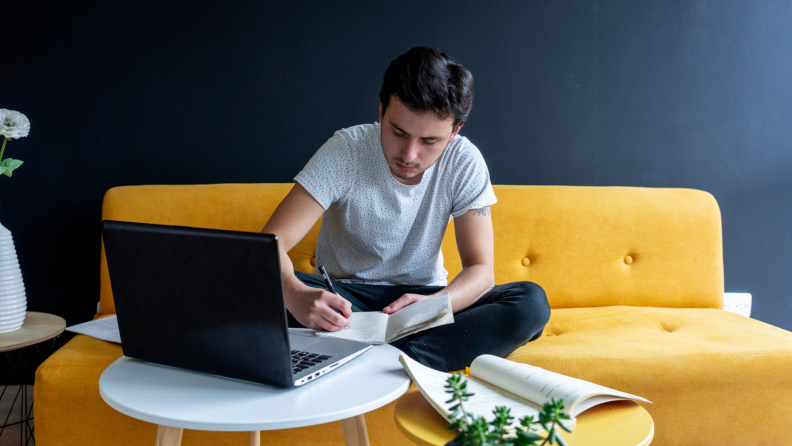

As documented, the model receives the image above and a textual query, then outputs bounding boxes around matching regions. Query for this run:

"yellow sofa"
[35,184,792,445]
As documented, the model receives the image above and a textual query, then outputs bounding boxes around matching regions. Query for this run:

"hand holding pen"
[319,266,350,328]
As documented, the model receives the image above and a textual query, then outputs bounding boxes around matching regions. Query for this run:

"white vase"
[0,220,26,333]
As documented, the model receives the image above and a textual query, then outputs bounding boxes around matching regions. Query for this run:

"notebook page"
[388,309,454,343]
[399,354,556,429]
[385,293,452,341]
[470,355,650,417]
[315,312,389,344]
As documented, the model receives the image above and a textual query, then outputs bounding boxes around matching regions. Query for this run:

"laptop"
[101,220,372,388]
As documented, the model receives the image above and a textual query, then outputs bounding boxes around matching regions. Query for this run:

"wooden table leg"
[155,425,183,446]
[341,414,370,446]
[249,430,261,446]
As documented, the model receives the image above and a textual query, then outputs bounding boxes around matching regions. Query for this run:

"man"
[262,47,550,371]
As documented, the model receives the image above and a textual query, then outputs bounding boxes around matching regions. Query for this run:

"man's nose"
[401,140,419,163]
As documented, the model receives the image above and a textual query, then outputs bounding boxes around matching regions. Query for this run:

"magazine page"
[470,355,651,417]
[399,354,566,430]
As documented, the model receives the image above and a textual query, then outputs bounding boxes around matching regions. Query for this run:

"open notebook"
[316,293,453,345]
[400,354,651,429]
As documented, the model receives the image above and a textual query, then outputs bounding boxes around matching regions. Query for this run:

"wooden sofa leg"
[249,430,261,446]
[155,425,183,446]
[341,414,370,446]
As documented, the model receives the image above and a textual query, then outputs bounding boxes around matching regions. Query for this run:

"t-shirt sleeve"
[450,144,498,218]
[294,132,357,210]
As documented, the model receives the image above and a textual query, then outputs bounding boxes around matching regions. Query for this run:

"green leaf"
[0,158,23,169]
[515,431,543,443]
[0,158,22,177]
[555,433,569,446]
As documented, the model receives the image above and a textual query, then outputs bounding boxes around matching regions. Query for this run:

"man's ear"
[378,98,384,123]
[449,122,465,142]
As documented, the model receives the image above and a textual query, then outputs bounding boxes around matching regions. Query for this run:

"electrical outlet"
[723,293,751,317]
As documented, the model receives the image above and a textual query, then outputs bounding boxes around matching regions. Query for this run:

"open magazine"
[316,293,453,345]
[400,354,651,429]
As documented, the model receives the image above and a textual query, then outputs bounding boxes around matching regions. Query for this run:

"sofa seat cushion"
[508,306,792,445]
[35,335,413,446]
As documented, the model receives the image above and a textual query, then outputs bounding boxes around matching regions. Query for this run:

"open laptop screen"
[101,220,294,387]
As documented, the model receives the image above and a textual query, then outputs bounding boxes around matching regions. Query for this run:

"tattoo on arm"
[473,206,490,216]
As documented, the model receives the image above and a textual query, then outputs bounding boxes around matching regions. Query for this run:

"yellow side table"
[394,386,654,446]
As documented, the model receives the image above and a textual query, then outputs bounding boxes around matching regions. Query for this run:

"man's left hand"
[383,293,433,314]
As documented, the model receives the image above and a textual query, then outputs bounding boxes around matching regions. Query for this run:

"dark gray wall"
[3,1,791,335]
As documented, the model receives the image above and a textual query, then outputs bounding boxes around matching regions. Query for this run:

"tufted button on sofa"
[34,184,792,445]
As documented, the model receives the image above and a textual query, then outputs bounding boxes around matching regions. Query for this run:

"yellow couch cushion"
[486,186,723,309]
[511,306,792,445]
[97,184,723,317]
[34,334,414,446]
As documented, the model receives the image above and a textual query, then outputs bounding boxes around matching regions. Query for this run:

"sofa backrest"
[96,184,723,317]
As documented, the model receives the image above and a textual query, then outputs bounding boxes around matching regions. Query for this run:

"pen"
[318,266,338,295]
[318,265,350,328]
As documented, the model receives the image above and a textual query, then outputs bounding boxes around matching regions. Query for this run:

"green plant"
[0,108,30,177]
[444,373,572,446]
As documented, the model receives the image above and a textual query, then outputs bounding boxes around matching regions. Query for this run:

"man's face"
[379,95,463,185]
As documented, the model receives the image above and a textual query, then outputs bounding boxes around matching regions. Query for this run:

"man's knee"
[510,281,551,341]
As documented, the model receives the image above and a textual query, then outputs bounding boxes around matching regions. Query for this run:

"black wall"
[4,1,791,333]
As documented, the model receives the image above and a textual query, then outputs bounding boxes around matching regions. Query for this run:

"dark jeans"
[289,271,551,371]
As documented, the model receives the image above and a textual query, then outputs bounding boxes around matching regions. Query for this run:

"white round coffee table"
[99,343,410,446]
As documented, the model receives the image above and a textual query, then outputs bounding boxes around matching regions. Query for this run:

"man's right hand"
[261,183,350,331]
[285,283,352,332]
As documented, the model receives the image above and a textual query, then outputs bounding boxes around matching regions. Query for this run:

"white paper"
[66,315,121,344]
[400,354,555,428]
[470,355,651,417]
[315,312,389,344]
[316,293,453,344]
[386,293,453,341]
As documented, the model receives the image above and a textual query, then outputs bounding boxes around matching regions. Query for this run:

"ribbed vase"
[0,220,26,333]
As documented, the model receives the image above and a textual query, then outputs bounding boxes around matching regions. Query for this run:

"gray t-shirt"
[294,122,496,286]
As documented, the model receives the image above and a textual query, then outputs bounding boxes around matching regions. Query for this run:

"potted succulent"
[0,108,30,333]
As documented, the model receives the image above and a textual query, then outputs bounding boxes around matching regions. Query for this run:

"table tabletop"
[394,386,654,446]
[99,343,411,432]
[0,312,65,352]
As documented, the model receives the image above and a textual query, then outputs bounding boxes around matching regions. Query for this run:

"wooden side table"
[0,312,66,445]
[394,385,654,446]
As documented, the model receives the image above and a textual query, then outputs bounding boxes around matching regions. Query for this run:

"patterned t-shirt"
[294,122,497,286]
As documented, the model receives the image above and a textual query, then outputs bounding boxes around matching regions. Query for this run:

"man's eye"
[394,131,407,138]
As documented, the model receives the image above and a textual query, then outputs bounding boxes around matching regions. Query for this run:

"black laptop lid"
[101,220,294,388]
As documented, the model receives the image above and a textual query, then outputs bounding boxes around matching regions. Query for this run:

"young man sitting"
[262,47,550,371]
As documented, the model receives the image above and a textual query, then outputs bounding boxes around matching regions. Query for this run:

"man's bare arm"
[383,206,495,314]
[262,183,351,330]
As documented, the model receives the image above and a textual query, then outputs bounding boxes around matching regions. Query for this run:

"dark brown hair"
[379,47,474,129]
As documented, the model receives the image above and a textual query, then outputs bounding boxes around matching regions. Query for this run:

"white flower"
[0,109,31,139]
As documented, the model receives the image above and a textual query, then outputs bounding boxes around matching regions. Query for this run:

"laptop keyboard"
[291,350,332,374]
